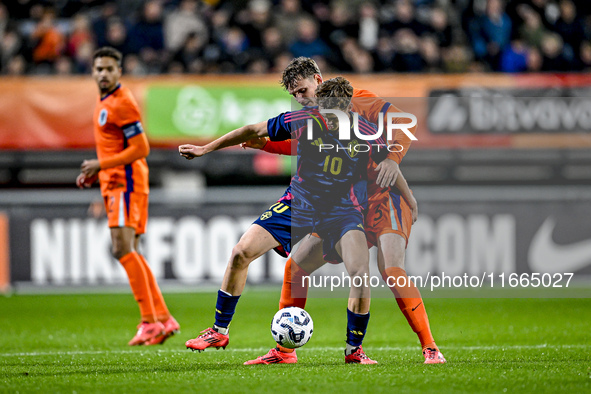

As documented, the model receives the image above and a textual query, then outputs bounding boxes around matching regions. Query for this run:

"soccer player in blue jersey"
[180,77,388,363]
[243,58,445,366]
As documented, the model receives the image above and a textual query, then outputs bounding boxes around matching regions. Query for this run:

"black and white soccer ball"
[270,307,314,349]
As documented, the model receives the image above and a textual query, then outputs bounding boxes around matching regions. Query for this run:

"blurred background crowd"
[1,0,591,76]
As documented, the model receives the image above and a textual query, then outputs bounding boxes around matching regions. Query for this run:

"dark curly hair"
[280,57,322,91]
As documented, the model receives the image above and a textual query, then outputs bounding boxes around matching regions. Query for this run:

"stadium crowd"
[1,0,590,75]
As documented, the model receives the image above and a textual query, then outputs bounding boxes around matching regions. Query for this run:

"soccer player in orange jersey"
[242,57,445,365]
[77,47,179,346]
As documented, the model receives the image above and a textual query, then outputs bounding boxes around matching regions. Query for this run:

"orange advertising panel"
[1,74,591,150]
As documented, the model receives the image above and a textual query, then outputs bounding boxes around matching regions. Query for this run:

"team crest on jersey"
[99,109,108,126]
[260,211,272,220]
[347,140,360,158]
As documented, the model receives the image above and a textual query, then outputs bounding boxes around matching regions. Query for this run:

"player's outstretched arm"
[179,121,268,159]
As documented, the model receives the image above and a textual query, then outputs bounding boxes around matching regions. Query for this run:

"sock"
[277,344,295,353]
[382,267,434,348]
[138,254,170,322]
[345,343,359,356]
[279,257,310,310]
[346,308,370,348]
[119,251,157,323]
[213,289,240,332]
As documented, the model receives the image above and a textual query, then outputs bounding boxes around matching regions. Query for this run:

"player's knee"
[112,244,132,260]
[230,243,256,269]
[347,265,370,280]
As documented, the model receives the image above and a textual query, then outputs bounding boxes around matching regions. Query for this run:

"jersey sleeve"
[266,113,292,141]
[112,96,143,137]
[99,132,150,169]
[267,109,315,141]
[383,103,416,164]
[262,139,297,155]
[353,89,416,164]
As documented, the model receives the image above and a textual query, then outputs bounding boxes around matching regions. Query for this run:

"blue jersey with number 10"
[266,109,387,205]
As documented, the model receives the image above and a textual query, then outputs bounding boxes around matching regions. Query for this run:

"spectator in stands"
[577,41,591,71]
[6,54,26,75]
[54,55,72,75]
[290,17,330,59]
[260,26,286,66]
[526,47,543,71]
[0,3,7,39]
[429,7,453,48]
[30,8,65,72]
[92,2,118,48]
[66,14,93,58]
[247,58,269,73]
[518,5,549,49]
[171,31,205,72]
[128,0,164,55]
[469,0,512,71]
[274,0,307,47]
[164,0,207,53]
[358,2,379,51]
[392,28,424,72]
[373,36,395,71]
[219,26,250,71]
[384,0,428,37]
[1,26,23,72]
[553,0,585,58]
[104,18,130,55]
[442,43,473,73]
[272,51,292,72]
[420,34,442,72]
[325,2,357,49]
[540,32,569,71]
[73,40,94,73]
[123,53,147,75]
[238,0,273,50]
[340,37,373,73]
[500,39,530,72]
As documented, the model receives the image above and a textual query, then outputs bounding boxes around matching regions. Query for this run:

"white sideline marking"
[0,344,588,358]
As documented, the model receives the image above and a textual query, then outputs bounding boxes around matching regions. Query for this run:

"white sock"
[213,324,229,335]
[345,343,359,356]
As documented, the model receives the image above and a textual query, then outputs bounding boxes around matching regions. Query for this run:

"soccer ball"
[271,307,314,349]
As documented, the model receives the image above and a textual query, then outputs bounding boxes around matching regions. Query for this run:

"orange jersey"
[351,88,416,199]
[93,85,149,195]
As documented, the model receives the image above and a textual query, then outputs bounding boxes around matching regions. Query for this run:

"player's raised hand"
[179,144,207,159]
[374,158,399,189]
[240,137,267,150]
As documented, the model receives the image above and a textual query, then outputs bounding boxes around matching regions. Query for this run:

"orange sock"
[382,267,435,349]
[279,257,309,310]
[119,251,157,323]
[138,254,170,322]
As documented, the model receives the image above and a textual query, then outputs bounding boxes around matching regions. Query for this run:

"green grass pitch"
[1,289,590,393]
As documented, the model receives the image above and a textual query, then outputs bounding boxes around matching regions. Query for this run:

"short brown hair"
[93,46,122,67]
[315,76,353,111]
[280,57,321,91]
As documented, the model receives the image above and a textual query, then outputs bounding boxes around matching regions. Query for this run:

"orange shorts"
[103,191,149,234]
[364,191,413,248]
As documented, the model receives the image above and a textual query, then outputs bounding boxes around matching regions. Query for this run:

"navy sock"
[346,308,370,347]
[213,289,240,330]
